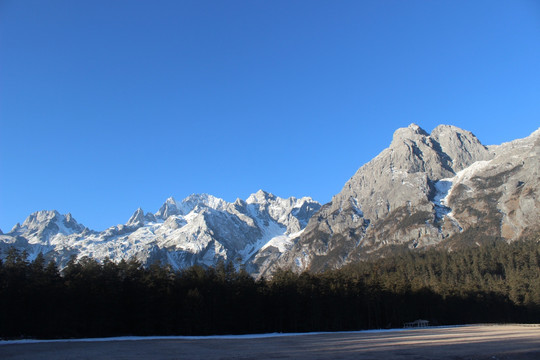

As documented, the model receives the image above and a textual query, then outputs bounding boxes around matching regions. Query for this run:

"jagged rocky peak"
[380,123,493,181]
[144,212,157,223]
[430,125,493,172]
[11,210,86,237]
[335,123,453,216]
[65,212,74,223]
[181,193,228,213]
[63,212,87,231]
[161,215,186,230]
[246,190,320,214]
[10,223,21,233]
[246,189,276,204]
[127,208,145,227]
[233,197,247,207]
[22,210,62,228]
[385,123,453,180]
[155,196,181,220]
[155,194,230,219]
[390,123,429,145]
[293,196,320,211]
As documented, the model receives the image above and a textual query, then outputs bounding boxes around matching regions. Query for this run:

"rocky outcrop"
[443,128,540,245]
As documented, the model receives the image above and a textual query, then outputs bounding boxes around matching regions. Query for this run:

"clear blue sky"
[1,0,539,231]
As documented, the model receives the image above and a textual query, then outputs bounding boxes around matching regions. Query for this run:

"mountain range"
[2,124,539,276]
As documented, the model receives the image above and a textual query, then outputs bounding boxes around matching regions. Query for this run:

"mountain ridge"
[1,124,539,276]
[0,191,321,277]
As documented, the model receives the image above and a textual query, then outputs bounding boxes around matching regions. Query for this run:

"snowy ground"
[1,325,540,359]
[0,327,425,345]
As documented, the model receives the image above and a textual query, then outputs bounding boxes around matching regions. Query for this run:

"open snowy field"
[1,325,540,359]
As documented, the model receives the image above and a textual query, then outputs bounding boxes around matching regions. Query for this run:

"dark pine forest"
[1,234,540,339]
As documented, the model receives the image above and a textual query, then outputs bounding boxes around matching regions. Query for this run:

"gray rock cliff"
[271,124,538,273]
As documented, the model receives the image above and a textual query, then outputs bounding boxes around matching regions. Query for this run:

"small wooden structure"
[404,319,429,328]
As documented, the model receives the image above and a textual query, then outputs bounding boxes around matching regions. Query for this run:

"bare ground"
[1,325,540,359]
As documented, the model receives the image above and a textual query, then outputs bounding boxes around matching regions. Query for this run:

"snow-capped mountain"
[0,191,320,277]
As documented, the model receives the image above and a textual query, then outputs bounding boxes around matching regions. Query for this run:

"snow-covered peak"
[233,198,246,207]
[11,210,86,238]
[127,208,145,227]
[22,210,61,227]
[247,191,319,213]
[65,213,74,222]
[180,193,228,214]
[10,223,21,233]
[155,196,181,220]
[165,196,177,205]
[294,196,317,206]
[246,190,276,205]
[63,212,85,232]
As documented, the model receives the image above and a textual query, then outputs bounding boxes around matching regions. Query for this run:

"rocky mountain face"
[1,124,538,277]
[270,124,540,273]
[0,191,320,277]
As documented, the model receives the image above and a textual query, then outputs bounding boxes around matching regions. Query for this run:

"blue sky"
[1,0,539,231]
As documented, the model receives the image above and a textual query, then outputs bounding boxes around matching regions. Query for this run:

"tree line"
[1,235,539,339]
